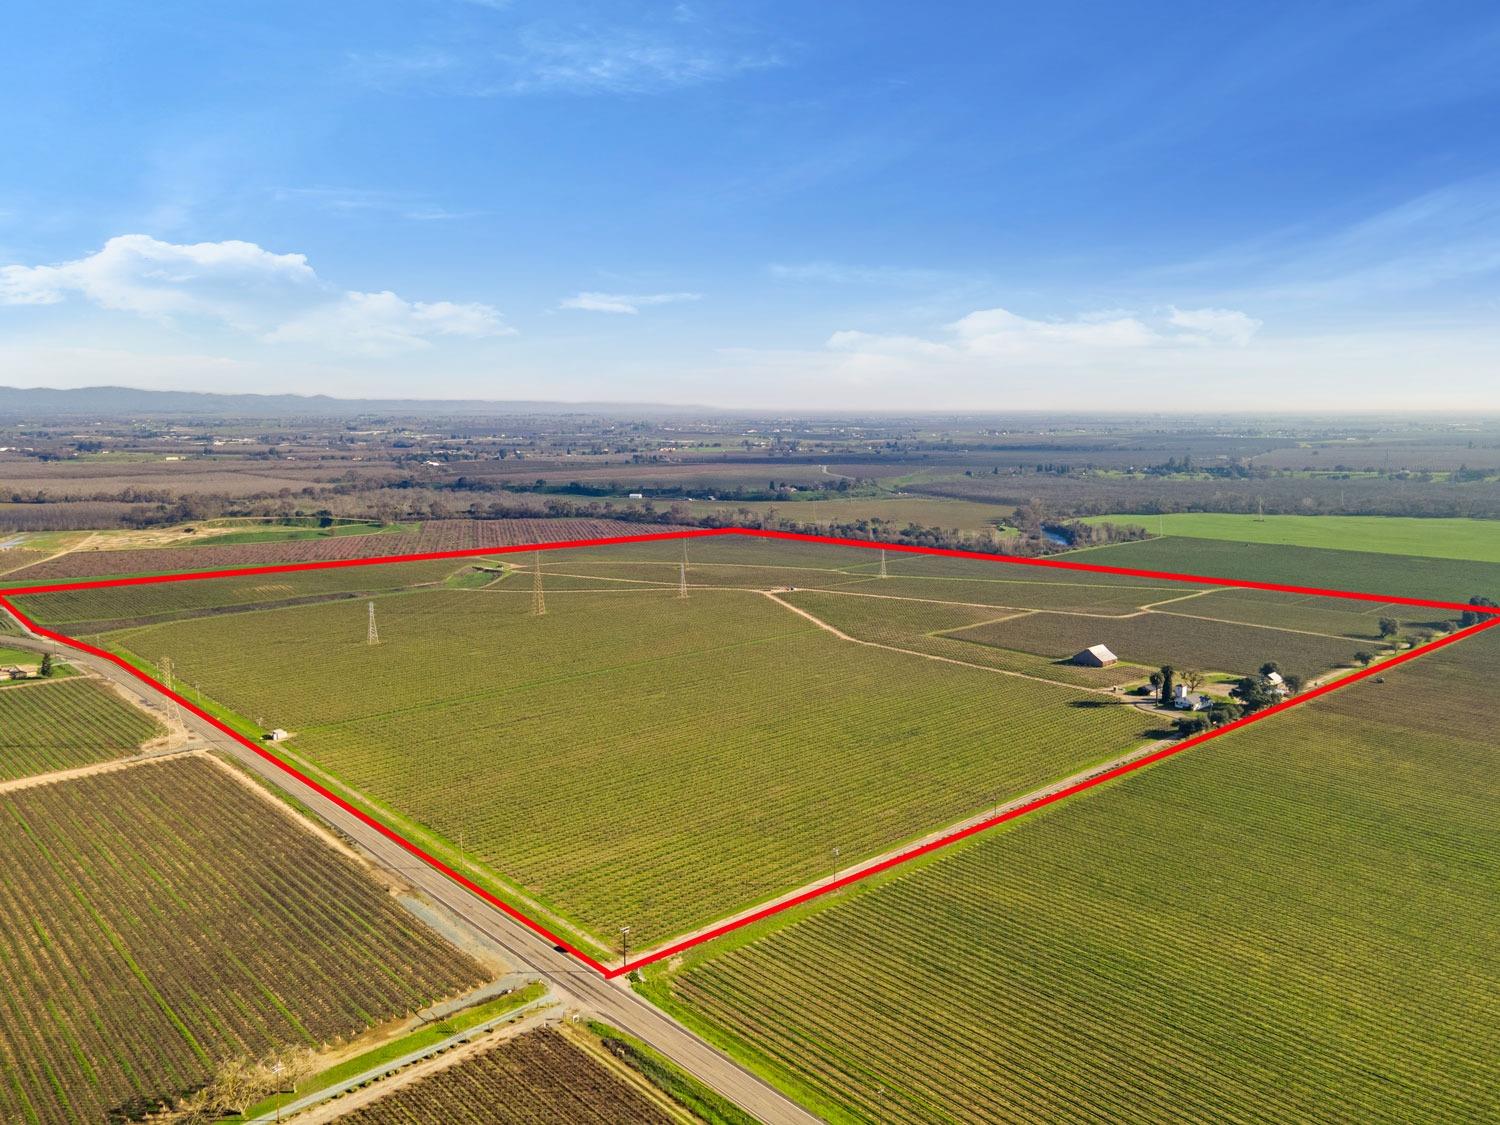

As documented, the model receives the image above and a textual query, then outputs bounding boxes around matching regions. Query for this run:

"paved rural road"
[4,630,822,1125]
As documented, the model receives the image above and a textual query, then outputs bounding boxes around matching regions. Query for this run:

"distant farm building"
[263,729,289,742]
[1265,671,1289,697]
[1072,644,1118,667]
[2,665,28,681]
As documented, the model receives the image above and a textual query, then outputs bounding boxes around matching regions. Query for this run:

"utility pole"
[879,549,888,579]
[620,925,631,969]
[531,550,546,616]
[366,600,379,646]
[158,656,182,725]
[271,1061,284,1124]
[678,538,689,599]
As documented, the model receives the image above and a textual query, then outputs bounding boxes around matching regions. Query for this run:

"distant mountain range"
[0,385,710,418]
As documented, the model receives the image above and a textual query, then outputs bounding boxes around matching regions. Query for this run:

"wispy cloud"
[494,29,781,95]
[559,290,701,314]
[346,10,785,97]
[271,187,479,222]
[267,291,511,354]
[0,235,512,355]
[768,261,962,288]
[1144,175,1500,306]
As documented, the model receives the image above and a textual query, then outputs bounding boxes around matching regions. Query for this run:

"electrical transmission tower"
[531,550,546,616]
[367,601,380,645]
[678,538,689,599]
[880,548,888,579]
[158,656,183,724]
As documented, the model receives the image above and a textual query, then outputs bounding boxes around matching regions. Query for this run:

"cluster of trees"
[141,1047,319,1123]
[445,474,870,502]
[1008,501,1150,549]
[1231,663,1304,713]
[917,470,1500,520]
[1162,661,1308,738]
[1460,596,1499,627]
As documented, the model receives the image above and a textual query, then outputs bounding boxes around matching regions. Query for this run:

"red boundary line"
[2,527,1496,980]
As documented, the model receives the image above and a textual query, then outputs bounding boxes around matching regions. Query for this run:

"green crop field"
[11,558,464,632]
[1066,536,1500,604]
[779,591,1144,688]
[0,677,163,782]
[105,575,1164,948]
[1175,587,1433,637]
[0,755,483,1125]
[951,607,1373,680]
[815,574,1197,614]
[1079,513,1500,563]
[647,624,1500,1124]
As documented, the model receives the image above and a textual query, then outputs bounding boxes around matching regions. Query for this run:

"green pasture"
[1078,513,1500,563]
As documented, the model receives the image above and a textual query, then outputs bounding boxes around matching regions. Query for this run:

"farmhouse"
[1172,684,1212,711]
[1071,644,1118,667]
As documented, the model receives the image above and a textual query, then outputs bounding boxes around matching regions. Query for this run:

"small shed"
[1072,644,1118,667]
[263,729,290,742]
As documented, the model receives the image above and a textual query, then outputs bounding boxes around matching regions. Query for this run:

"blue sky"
[3,0,1498,409]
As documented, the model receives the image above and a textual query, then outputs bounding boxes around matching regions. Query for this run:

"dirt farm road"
[1,631,820,1125]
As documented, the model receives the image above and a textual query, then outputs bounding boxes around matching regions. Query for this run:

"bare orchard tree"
[164,1046,319,1122]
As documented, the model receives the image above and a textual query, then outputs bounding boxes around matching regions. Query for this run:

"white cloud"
[559,290,701,314]
[0,235,511,355]
[267,290,513,354]
[822,305,1260,366]
[947,307,1165,353]
[0,235,316,325]
[712,304,1266,399]
[1167,305,1262,346]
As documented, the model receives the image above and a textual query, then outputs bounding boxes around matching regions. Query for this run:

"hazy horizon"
[4,2,1499,410]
